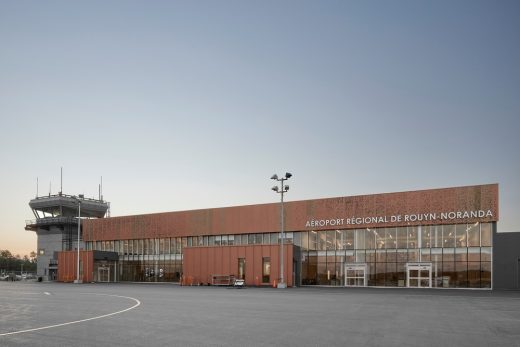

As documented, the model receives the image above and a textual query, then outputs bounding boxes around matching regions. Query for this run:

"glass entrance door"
[238,258,245,280]
[98,267,110,282]
[406,263,432,288]
[345,263,367,287]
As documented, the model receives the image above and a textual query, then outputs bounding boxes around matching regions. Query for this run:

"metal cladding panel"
[183,245,293,287]
[245,246,255,285]
[83,184,498,241]
[57,251,94,283]
[493,230,520,289]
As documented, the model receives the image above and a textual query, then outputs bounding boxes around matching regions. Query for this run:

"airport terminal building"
[27,183,520,289]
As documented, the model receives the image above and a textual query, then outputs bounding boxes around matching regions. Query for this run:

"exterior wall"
[300,223,494,288]
[493,231,520,290]
[83,184,498,241]
[183,244,294,287]
[36,228,63,278]
[36,226,85,279]
[57,250,94,283]
[78,184,500,289]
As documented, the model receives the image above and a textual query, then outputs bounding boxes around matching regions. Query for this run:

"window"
[262,257,271,283]
[481,223,492,247]
[443,225,456,248]
[467,223,480,247]
[365,229,376,249]
[160,238,166,254]
[420,226,431,248]
[408,227,418,248]
[176,237,182,253]
[309,231,318,250]
[386,228,397,249]
[300,231,309,250]
[318,231,327,250]
[455,224,467,247]
[293,232,301,247]
[396,227,407,248]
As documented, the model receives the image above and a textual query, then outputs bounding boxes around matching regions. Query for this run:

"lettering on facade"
[304,210,493,229]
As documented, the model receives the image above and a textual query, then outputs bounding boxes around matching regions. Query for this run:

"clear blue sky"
[1,1,519,255]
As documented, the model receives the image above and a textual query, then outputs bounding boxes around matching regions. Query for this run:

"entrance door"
[406,263,432,288]
[345,263,367,287]
[238,258,245,280]
[98,267,110,282]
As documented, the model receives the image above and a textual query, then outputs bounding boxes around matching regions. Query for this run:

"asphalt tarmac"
[1,281,519,347]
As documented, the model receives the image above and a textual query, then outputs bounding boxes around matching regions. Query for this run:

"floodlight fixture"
[270,171,292,289]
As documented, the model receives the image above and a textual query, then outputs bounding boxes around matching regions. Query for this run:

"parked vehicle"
[233,278,245,288]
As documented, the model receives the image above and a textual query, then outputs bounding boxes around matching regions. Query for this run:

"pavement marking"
[0,293,141,337]
[44,292,51,296]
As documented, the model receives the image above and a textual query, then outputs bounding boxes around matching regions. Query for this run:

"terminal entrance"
[406,263,432,288]
[345,263,367,287]
[98,266,110,282]
[93,259,117,282]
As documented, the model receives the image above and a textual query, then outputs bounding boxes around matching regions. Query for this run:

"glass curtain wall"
[85,222,492,287]
[298,223,493,288]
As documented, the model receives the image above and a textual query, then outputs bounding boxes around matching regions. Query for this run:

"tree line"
[0,250,37,273]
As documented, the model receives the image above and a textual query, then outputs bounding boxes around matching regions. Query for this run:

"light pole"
[271,172,292,289]
[73,197,82,284]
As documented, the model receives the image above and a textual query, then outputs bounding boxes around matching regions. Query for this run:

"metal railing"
[25,216,78,227]
[31,193,105,203]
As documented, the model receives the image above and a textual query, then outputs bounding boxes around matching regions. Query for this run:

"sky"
[0,1,519,256]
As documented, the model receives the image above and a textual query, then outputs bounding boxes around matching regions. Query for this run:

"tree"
[0,250,37,273]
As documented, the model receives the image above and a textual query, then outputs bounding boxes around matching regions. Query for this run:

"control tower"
[25,193,109,280]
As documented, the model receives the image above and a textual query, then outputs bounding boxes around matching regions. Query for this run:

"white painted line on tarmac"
[0,293,141,337]
[44,292,51,295]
